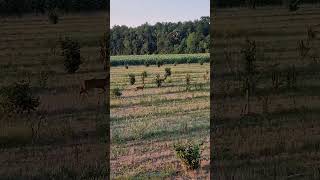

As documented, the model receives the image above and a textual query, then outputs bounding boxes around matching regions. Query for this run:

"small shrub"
[155,74,162,87]
[173,142,202,170]
[141,71,148,84]
[144,61,150,67]
[185,74,191,91]
[157,60,163,67]
[112,87,122,97]
[0,82,40,114]
[48,9,59,24]
[165,68,172,77]
[128,73,136,85]
[38,70,49,89]
[60,37,81,73]
[125,64,129,69]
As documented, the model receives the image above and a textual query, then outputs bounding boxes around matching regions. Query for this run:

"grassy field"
[212,4,320,179]
[110,63,210,178]
[0,12,109,178]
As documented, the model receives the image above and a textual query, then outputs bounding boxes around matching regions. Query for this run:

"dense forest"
[0,0,108,16]
[110,17,210,56]
[215,0,319,8]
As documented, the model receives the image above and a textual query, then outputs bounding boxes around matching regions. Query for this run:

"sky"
[111,0,210,28]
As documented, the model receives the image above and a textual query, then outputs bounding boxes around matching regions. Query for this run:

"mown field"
[110,63,210,178]
[0,12,109,178]
[212,4,320,179]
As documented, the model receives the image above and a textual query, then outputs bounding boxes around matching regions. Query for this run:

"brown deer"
[80,78,108,95]
[135,84,145,91]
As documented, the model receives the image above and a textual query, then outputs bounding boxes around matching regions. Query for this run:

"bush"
[144,61,150,67]
[0,82,40,115]
[141,71,148,84]
[60,37,81,73]
[174,142,202,170]
[112,87,122,97]
[185,74,191,91]
[157,60,163,67]
[48,9,59,24]
[165,68,172,77]
[128,73,136,85]
[38,70,49,89]
[155,74,162,87]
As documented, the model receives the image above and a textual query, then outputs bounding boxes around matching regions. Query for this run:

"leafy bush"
[48,9,59,24]
[157,60,163,67]
[174,142,202,170]
[141,71,148,84]
[128,73,136,85]
[185,74,191,91]
[144,60,150,67]
[0,82,40,114]
[165,68,172,77]
[112,87,122,97]
[38,70,49,89]
[60,37,81,73]
[155,74,162,87]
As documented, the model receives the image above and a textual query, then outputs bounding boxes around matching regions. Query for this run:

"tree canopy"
[110,16,210,56]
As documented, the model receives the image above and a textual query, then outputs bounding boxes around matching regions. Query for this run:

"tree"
[110,17,210,55]
[187,32,200,53]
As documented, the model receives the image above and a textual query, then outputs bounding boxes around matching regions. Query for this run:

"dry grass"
[212,5,320,179]
[0,12,108,178]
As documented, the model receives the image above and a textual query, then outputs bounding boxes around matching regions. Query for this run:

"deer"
[80,78,108,95]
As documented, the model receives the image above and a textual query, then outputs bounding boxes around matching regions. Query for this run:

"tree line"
[0,0,108,16]
[110,17,210,56]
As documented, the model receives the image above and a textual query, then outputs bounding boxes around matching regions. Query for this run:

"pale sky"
[111,0,210,28]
